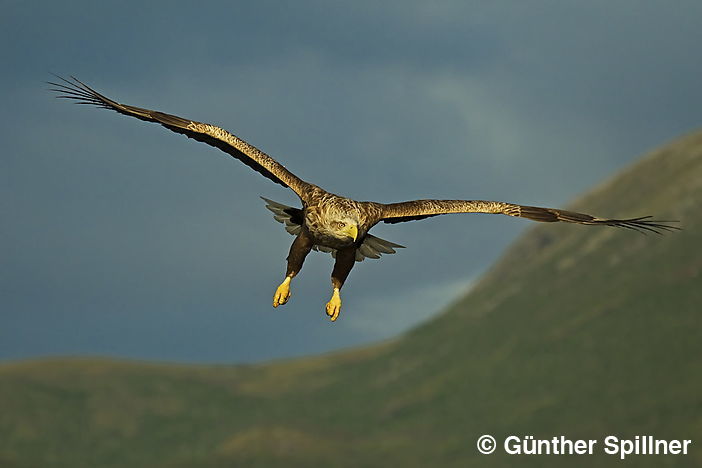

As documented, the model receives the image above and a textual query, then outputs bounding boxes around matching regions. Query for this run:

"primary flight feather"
[49,76,679,321]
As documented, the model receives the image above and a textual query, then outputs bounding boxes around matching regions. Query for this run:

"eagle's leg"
[273,231,313,308]
[326,246,356,321]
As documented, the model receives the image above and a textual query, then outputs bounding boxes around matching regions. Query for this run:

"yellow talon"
[273,277,291,307]
[325,289,342,321]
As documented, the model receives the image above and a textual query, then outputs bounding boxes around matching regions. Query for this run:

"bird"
[48,76,679,322]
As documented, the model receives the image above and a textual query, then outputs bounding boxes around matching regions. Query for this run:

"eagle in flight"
[50,76,678,321]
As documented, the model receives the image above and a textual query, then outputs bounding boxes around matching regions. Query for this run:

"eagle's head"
[327,217,359,243]
[305,201,361,247]
[312,213,359,247]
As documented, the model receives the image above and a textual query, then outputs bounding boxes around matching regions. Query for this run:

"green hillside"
[2,131,701,467]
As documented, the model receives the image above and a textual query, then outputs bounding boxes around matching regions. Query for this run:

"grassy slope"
[1,131,701,468]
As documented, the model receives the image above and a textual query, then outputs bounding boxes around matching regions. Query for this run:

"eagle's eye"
[334,221,346,229]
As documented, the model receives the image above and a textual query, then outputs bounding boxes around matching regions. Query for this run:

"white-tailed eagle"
[49,76,678,321]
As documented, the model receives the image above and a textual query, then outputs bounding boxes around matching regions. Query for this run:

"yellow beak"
[343,224,358,242]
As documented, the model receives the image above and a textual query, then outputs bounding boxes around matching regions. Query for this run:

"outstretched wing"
[49,76,310,199]
[379,199,679,234]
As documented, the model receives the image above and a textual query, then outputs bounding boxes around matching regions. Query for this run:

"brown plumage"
[49,76,680,321]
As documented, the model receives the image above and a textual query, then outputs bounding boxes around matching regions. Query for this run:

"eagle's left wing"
[379,199,679,234]
[49,76,311,199]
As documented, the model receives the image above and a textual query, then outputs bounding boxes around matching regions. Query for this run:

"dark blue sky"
[2,1,701,363]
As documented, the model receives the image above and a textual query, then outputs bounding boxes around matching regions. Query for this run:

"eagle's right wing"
[49,76,311,199]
